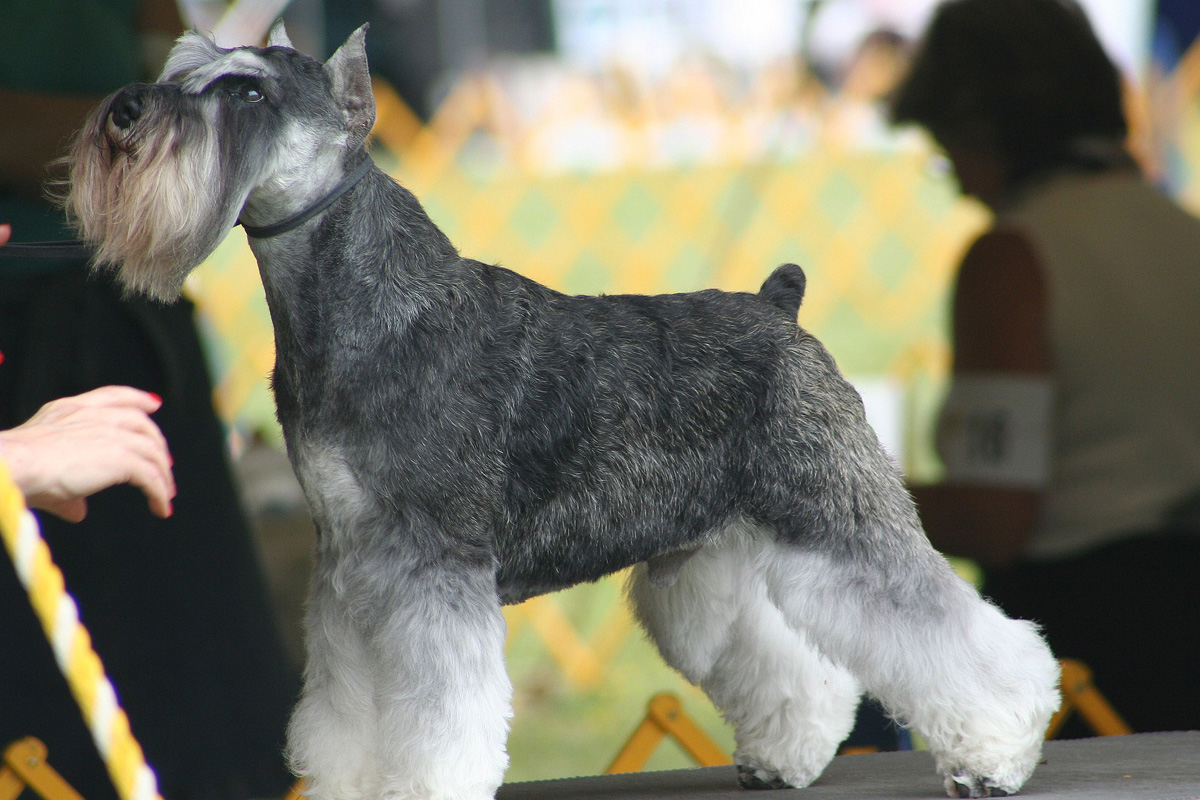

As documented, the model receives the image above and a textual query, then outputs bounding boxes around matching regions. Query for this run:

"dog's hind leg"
[758,536,1059,798]
[627,529,861,790]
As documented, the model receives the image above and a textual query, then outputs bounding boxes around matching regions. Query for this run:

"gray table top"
[498,732,1200,800]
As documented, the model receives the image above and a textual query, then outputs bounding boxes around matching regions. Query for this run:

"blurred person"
[821,28,911,149]
[0,3,299,799]
[892,0,1200,733]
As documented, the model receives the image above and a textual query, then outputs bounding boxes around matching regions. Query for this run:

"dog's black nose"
[109,89,144,129]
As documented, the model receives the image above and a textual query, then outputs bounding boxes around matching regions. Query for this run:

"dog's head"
[63,23,375,302]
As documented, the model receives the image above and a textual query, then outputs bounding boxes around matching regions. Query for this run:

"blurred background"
[114,0,1200,783]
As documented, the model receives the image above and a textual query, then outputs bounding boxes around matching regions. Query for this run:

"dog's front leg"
[288,551,382,800]
[369,557,512,800]
[289,540,512,800]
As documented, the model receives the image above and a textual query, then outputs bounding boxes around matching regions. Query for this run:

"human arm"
[0,386,176,522]
[911,228,1052,568]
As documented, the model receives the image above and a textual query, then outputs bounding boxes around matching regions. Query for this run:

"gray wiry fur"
[64,25,1061,800]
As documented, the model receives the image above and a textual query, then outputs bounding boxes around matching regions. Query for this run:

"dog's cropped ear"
[324,24,376,148]
[267,20,293,49]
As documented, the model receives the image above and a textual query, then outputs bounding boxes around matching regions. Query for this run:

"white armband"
[936,375,1054,489]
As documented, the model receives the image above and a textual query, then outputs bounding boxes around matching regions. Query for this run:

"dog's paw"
[735,763,794,790]
[944,773,1013,798]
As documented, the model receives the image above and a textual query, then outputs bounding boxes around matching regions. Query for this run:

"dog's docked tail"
[758,263,806,319]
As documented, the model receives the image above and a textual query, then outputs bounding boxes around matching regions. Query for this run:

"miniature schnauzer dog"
[63,24,1060,800]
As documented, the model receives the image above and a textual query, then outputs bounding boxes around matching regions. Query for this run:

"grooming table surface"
[498,732,1200,800]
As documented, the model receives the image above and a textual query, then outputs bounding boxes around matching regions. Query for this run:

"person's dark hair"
[890,0,1128,184]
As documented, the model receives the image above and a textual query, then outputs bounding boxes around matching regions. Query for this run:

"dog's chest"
[289,443,376,537]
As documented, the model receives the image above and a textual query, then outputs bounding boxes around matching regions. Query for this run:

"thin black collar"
[240,156,375,239]
[0,156,376,259]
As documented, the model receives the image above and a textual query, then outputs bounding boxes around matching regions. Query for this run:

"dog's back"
[468,260,870,602]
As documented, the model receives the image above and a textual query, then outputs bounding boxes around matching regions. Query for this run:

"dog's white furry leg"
[628,532,860,790]
[288,543,511,800]
[759,539,1060,798]
[368,562,512,800]
[287,557,380,800]
[703,591,861,790]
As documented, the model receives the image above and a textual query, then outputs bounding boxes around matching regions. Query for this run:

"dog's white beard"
[65,113,232,303]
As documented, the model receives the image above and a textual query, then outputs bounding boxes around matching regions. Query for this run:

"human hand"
[0,223,11,246]
[0,387,176,522]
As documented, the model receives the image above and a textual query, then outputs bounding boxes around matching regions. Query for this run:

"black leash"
[0,156,376,258]
[0,241,93,259]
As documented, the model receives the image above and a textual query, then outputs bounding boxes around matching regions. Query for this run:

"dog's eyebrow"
[159,31,225,82]
[161,35,276,95]
[182,50,275,95]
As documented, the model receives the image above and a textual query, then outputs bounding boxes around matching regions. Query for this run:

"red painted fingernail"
[148,392,162,404]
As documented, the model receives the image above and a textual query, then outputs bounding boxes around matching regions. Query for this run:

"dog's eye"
[229,82,265,103]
